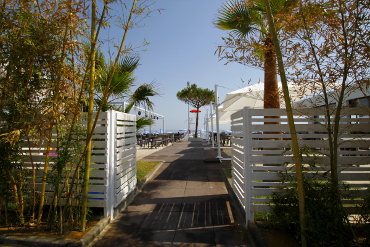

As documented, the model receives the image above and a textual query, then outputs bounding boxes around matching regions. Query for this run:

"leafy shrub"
[269,171,359,247]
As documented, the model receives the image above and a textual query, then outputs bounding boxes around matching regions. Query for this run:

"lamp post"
[187,81,190,139]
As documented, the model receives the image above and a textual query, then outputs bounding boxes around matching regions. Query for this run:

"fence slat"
[231,107,370,223]
[20,110,137,219]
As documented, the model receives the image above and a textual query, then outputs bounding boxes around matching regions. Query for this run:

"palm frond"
[216,0,255,39]
[130,83,157,108]
[118,55,140,73]
[95,54,139,97]
[136,117,154,130]
[125,83,158,113]
[95,50,107,71]
[251,0,297,15]
[110,71,135,95]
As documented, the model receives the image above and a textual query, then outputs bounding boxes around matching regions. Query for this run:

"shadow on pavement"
[90,141,254,247]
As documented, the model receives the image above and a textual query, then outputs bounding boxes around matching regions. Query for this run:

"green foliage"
[46,123,86,233]
[136,117,154,130]
[176,84,215,109]
[125,83,158,113]
[269,170,368,246]
[0,139,26,225]
[359,189,370,224]
[0,0,87,229]
[215,0,291,109]
[95,52,139,99]
[0,0,157,234]
[216,1,255,39]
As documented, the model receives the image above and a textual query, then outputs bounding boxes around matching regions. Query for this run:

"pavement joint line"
[226,201,235,224]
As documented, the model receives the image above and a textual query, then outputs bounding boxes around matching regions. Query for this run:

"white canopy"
[217,82,305,124]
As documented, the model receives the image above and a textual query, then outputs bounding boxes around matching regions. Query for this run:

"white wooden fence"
[230,107,370,223]
[23,110,137,218]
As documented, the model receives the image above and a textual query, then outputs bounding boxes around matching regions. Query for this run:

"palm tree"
[94,51,158,131]
[136,116,154,131]
[124,83,158,113]
[94,51,139,111]
[216,0,294,109]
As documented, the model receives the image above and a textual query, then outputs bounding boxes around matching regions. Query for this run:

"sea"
[138,129,227,139]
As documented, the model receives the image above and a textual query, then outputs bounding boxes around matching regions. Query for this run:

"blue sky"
[102,0,263,132]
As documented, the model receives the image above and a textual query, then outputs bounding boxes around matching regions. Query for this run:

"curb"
[221,168,269,247]
[248,222,269,247]
[0,217,112,247]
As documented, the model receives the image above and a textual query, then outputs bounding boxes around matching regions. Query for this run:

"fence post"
[243,107,253,223]
[105,110,111,218]
[106,110,116,219]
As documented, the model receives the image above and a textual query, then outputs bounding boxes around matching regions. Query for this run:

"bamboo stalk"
[37,126,54,225]
[262,1,307,246]
[80,0,139,231]
[81,0,97,231]
[62,2,108,218]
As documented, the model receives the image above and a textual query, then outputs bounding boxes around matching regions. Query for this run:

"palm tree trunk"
[263,36,281,138]
[263,36,280,109]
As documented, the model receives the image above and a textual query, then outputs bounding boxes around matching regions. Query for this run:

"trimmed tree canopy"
[176,84,215,109]
[176,84,214,138]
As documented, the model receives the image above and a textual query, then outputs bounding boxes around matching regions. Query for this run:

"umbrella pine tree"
[177,84,215,138]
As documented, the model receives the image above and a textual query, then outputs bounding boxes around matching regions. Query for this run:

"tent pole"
[210,103,215,149]
[187,81,190,139]
[206,109,210,144]
[215,84,223,159]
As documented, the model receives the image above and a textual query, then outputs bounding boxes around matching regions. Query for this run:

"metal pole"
[215,84,222,159]
[163,116,165,134]
[187,81,190,139]
[210,103,215,149]
[204,109,209,144]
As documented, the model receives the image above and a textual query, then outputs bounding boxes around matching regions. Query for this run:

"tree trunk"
[194,109,199,138]
[263,36,281,137]
[264,36,280,109]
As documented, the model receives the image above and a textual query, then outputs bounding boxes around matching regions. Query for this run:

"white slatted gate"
[230,107,370,223]
[22,110,137,218]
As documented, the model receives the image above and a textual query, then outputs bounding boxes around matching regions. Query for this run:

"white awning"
[216,82,307,124]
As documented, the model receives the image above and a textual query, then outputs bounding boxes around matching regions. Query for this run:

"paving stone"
[112,211,147,229]
[161,180,188,189]
[140,210,181,230]
[185,181,209,189]
[133,229,176,246]
[181,202,212,213]
[152,202,183,212]
[177,211,213,229]
[173,229,216,246]
[141,180,164,191]
[184,187,209,197]
[156,188,185,199]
